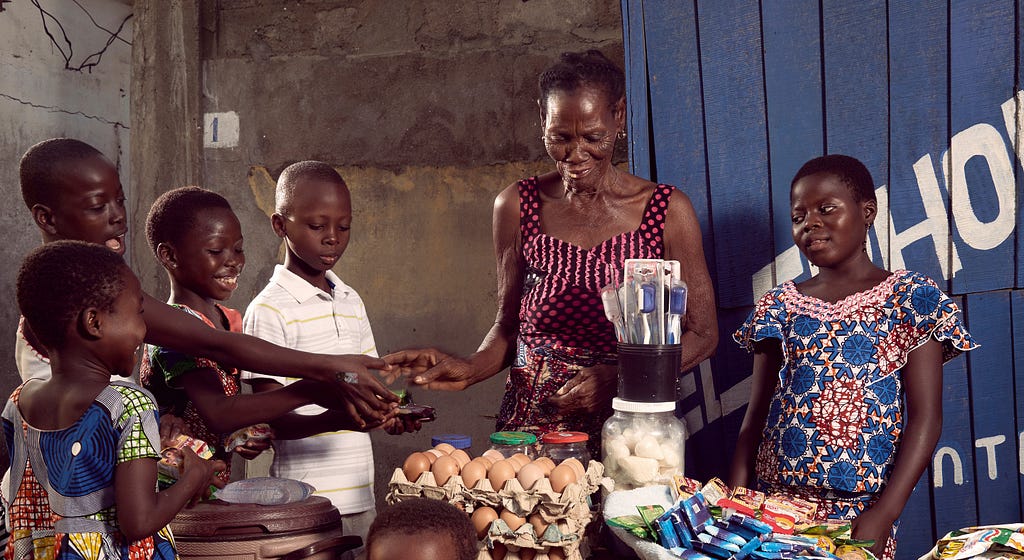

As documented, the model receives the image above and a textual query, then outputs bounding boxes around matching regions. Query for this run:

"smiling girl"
[729,155,978,559]
[139,187,330,478]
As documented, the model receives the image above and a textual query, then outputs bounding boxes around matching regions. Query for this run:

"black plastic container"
[617,343,682,402]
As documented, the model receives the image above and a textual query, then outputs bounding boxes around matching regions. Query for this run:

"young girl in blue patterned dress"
[4,241,223,560]
[729,155,977,560]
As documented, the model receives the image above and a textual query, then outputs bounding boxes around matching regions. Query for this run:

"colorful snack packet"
[704,524,750,546]
[223,423,272,451]
[694,539,739,559]
[700,477,731,507]
[680,492,714,534]
[763,494,818,524]
[697,533,742,553]
[656,512,682,550]
[159,434,213,480]
[607,515,653,541]
[719,486,766,517]
[637,504,667,538]
[674,474,705,500]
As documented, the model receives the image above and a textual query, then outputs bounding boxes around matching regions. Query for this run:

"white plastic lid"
[612,398,676,413]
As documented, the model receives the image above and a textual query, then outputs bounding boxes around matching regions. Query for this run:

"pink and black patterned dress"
[733,270,977,560]
[496,177,674,455]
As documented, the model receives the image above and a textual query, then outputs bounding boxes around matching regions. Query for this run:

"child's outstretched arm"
[852,338,943,557]
[728,340,782,489]
[181,369,322,435]
[140,292,398,426]
[114,447,223,541]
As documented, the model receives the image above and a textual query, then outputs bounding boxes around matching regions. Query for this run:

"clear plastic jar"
[488,431,537,458]
[430,434,472,451]
[602,398,686,491]
[539,431,592,465]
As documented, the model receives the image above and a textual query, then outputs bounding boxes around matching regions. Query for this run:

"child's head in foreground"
[145,186,245,303]
[272,161,352,279]
[20,138,127,254]
[789,154,878,266]
[17,240,143,377]
[366,498,477,560]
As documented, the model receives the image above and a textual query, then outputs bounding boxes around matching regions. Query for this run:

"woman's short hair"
[538,50,625,112]
[791,154,876,204]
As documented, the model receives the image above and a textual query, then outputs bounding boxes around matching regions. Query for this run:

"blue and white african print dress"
[734,270,977,495]
[3,381,177,560]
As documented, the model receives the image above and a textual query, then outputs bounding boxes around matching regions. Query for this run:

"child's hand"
[851,506,895,558]
[381,415,423,435]
[179,447,224,506]
[234,434,273,460]
[158,413,188,447]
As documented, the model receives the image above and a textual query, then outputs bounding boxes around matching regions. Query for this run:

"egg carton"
[386,460,603,519]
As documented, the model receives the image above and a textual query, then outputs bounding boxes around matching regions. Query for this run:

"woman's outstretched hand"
[851,505,895,558]
[545,363,617,415]
[383,348,476,391]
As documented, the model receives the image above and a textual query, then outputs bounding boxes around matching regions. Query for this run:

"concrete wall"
[0,0,133,399]
[130,0,623,508]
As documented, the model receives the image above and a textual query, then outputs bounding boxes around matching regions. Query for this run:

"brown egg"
[468,457,492,471]
[560,457,586,479]
[476,454,496,467]
[423,451,438,465]
[424,449,444,462]
[488,459,517,491]
[460,460,488,489]
[532,457,555,475]
[482,449,506,463]
[548,547,566,560]
[499,508,526,531]
[402,452,431,482]
[548,464,576,493]
[490,542,507,560]
[450,448,471,468]
[509,453,532,469]
[431,455,460,485]
[470,506,498,539]
[516,462,545,490]
[527,512,549,538]
[434,443,456,454]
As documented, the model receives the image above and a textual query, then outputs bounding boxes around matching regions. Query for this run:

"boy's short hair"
[275,161,347,215]
[791,154,876,204]
[145,186,234,253]
[20,138,104,210]
[366,498,477,560]
[17,240,129,349]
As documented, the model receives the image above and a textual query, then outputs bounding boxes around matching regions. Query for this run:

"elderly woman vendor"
[388,50,717,452]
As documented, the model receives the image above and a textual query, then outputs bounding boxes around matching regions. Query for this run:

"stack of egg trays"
[387,461,604,560]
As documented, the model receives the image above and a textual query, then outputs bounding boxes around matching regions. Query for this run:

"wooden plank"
[948,0,1016,294]
[1012,290,1024,518]
[697,0,771,308]
[1017,2,1024,289]
[932,297,979,537]
[887,0,950,292]
[821,0,889,271]
[761,0,823,287]
[642,0,716,277]
[965,292,1020,524]
[622,0,653,181]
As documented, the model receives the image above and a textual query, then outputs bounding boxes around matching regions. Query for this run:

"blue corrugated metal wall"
[622,1,1024,556]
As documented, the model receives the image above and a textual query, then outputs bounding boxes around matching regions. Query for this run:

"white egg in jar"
[601,398,686,490]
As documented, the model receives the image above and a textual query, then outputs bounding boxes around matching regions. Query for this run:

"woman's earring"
[616,129,627,140]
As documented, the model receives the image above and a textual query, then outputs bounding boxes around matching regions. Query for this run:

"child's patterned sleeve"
[733,288,787,352]
[114,386,162,464]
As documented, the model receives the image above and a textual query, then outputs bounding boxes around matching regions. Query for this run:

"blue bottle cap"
[431,434,472,449]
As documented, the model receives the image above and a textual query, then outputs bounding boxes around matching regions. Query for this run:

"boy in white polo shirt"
[243,161,382,555]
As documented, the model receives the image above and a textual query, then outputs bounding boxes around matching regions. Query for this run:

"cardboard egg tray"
[387,460,604,560]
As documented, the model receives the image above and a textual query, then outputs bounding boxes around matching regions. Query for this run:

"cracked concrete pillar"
[129,0,203,292]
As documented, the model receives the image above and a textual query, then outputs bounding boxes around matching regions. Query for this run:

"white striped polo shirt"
[242,265,377,514]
